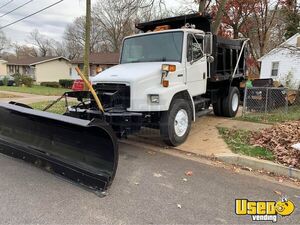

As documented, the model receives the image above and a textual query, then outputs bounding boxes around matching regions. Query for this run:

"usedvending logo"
[235,198,295,222]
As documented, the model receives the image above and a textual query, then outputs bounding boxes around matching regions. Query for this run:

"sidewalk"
[0,91,59,104]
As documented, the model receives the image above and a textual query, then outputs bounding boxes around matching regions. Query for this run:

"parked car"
[0,75,15,86]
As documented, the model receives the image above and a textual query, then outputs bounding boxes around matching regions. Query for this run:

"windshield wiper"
[146,57,167,62]
[126,57,170,63]
[127,60,143,63]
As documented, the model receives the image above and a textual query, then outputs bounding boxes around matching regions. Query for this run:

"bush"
[11,73,34,87]
[59,79,74,89]
[2,76,9,86]
[40,82,60,88]
[12,73,22,86]
[22,76,34,87]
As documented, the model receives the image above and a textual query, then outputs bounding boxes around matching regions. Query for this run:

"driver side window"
[187,34,204,62]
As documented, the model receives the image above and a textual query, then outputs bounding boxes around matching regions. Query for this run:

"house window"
[271,62,279,77]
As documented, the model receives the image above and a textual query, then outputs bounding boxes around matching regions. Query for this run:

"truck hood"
[92,62,175,84]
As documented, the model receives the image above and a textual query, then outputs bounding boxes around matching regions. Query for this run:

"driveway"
[0,142,299,224]
[129,113,272,157]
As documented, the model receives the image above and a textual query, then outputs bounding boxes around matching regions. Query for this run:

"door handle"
[203,73,206,79]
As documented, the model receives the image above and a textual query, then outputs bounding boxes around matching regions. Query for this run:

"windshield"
[121,32,183,64]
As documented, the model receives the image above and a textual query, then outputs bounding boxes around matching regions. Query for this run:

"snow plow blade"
[0,102,118,192]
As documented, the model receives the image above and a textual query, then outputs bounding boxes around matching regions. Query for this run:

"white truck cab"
[93,29,210,114]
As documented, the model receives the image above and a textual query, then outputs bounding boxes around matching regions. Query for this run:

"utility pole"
[83,0,91,90]
[198,0,206,14]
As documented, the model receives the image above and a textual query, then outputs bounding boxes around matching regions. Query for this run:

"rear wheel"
[213,97,223,116]
[222,87,240,117]
[160,99,192,146]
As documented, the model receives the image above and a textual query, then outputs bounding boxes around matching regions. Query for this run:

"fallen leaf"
[153,173,162,178]
[278,178,284,183]
[185,171,193,176]
[147,151,156,155]
[177,204,182,209]
[241,167,253,172]
[274,190,282,196]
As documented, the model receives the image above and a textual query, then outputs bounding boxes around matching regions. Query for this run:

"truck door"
[186,34,207,96]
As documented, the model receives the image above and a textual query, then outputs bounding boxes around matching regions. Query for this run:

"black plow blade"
[0,102,118,192]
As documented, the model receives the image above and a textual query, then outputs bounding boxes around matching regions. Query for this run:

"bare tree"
[28,29,54,57]
[93,0,165,52]
[51,40,68,57]
[242,0,281,69]
[0,31,10,54]
[13,43,38,59]
[64,16,104,57]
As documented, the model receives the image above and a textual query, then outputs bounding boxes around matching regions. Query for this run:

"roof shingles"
[7,56,69,66]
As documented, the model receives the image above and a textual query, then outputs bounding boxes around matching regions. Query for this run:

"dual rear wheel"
[213,87,240,118]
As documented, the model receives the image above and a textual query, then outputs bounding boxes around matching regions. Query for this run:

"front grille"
[93,83,130,109]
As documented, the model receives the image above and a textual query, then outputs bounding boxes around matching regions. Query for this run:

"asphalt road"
[0,143,299,224]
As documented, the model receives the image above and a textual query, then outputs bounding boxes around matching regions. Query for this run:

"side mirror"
[207,55,214,63]
[204,33,213,55]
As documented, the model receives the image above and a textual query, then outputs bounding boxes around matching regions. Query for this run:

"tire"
[222,87,240,117]
[213,97,223,116]
[160,99,192,146]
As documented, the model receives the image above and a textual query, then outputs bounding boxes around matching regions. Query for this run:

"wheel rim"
[232,93,239,112]
[174,109,188,137]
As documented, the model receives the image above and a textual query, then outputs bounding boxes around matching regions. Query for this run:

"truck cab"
[73,14,248,146]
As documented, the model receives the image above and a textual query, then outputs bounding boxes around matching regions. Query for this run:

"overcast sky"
[0,0,184,45]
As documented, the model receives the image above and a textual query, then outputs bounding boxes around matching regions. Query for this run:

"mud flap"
[0,102,118,192]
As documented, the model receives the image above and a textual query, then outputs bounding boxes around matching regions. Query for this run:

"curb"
[216,153,300,180]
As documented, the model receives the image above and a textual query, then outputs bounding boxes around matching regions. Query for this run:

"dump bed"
[209,36,246,82]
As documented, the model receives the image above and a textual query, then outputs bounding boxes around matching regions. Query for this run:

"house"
[259,33,300,89]
[71,52,119,79]
[4,56,72,83]
[0,59,7,75]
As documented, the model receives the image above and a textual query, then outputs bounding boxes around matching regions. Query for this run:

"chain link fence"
[242,87,300,116]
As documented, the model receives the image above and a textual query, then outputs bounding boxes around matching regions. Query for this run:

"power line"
[0,0,34,18]
[0,0,64,30]
[0,0,14,10]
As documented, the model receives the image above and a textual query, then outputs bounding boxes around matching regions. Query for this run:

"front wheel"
[160,99,192,146]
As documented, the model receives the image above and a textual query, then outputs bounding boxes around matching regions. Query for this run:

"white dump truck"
[86,13,248,146]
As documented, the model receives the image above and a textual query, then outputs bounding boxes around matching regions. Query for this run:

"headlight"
[150,94,159,103]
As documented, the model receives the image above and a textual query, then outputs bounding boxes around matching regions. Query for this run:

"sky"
[0,0,184,45]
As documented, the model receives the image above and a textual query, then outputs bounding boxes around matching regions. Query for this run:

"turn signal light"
[162,80,169,87]
[162,64,176,72]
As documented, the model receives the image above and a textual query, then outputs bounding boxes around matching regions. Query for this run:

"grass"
[29,100,77,114]
[0,85,70,96]
[218,127,274,160]
[235,105,300,124]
